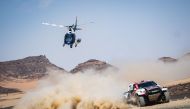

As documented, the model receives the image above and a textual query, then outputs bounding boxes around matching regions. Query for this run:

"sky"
[1,0,190,70]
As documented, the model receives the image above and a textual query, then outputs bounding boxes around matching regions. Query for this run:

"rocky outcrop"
[158,57,177,63]
[70,59,117,73]
[0,55,65,81]
[168,82,190,100]
[0,56,117,81]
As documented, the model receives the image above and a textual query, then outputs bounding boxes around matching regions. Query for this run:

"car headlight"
[137,89,146,95]
[162,87,168,91]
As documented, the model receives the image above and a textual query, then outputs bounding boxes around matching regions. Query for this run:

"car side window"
[133,84,138,91]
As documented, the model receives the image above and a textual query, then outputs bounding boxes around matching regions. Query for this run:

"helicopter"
[42,17,88,48]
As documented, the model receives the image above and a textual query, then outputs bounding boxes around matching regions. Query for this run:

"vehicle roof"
[136,80,154,85]
[129,80,155,86]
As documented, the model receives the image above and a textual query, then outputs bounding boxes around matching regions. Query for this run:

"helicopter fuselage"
[64,31,76,45]
[42,17,83,48]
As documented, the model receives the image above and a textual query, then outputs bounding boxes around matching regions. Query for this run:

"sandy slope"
[164,78,190,87]
[0,93,24,108]
[0,80,37,91]
[0,80,37,108]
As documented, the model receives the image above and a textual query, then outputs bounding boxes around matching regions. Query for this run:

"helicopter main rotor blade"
[77,21,94,26]
[42,22,64,28]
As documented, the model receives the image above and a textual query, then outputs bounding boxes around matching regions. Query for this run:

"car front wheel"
[162,91,170,103]
[136,96,146,107]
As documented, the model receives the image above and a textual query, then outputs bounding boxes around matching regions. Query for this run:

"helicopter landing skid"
[75,43,78,47]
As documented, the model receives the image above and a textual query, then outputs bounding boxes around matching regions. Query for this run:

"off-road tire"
[123,93,130,104]
[162,91,170,103]
[123,96,128,103]
[136,96,146,107]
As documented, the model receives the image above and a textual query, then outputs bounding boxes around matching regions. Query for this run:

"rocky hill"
[168,82,190,100]
[158,57,177,63]
[70,59,116,73]
[0,55,65,81]
[0,56,115,81]
[158,52,190,63]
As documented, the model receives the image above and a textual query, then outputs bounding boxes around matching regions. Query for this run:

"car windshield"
[138,81,157,88]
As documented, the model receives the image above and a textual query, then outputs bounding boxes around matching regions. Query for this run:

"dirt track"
[1,80,190,109]
[129,99,190,109]
[1,92,190,109]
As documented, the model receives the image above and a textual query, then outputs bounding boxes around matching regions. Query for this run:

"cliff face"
[70,59,116,73]
[0,55,65,81]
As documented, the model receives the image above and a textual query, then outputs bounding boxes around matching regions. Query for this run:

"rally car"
[123,80,170,107]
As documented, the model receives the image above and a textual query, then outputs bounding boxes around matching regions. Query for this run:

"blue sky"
[1,0,190,70]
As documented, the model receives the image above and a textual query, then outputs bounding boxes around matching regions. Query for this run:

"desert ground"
[0,80,37,109]
[1,78,190,109]
[129,99,190,109]
[0,92,24,109]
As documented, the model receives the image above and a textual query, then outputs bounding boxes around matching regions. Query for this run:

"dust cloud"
[116,57,190,84]
[14,69,129,109]
[14,56,190,109]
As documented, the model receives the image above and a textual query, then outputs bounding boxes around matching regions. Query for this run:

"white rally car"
[123,80,170,107]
